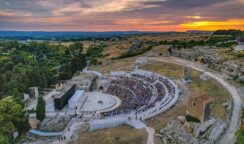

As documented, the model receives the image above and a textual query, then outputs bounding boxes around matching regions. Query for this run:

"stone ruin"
[221,61,244,81]
[187,95,214,122]
[170,46,243,81]
[134,57,150,65]
[159,117,226,144]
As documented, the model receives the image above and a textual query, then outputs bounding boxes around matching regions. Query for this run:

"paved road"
[151,57,243,144]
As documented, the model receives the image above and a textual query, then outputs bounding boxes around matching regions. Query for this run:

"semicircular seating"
[101,70,176,118]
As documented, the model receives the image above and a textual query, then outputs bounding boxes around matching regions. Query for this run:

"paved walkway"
[150,56,243,144]
[29,129,63,137]
[145,126,155,144]
[127,119,146,129]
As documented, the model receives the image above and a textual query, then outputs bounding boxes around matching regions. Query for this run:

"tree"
[59,64,73,80]
[71,54,86,72]
[11,88,22,102]
[70,42,83,56]
[0,97,29,143]
[40,73,48,88]
[0,133,9,144]
[36,96,46,122]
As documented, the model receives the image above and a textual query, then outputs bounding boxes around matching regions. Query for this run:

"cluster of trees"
[0,31,144,41]
[162,40,205,49]
[113,42,157,60]
[160,35,236,50]
[213,29,243,36]
[216,41,237,47]
[113,46,152,60]
[0,41,86,100]
[0,97,30,143]
[0,40,87,142]
[86,43,107,65]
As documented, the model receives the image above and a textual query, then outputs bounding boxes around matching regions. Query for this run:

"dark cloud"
[160,0,227,9]
[0,0,244,31]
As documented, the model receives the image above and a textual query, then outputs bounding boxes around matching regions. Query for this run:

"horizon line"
[0,29,217,33]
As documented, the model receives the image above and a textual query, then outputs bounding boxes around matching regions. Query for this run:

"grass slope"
[72,125,147,144]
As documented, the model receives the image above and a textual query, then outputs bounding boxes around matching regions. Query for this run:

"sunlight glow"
[181,19,244,31]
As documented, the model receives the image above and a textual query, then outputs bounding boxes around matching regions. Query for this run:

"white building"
[68,90,86,109]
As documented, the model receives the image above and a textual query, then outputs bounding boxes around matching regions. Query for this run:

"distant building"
[236,36,244,45]
[234,36,244,51]
[187,95,214,122]
[55,83,65,91]
[69,75,94,91]
[22,93,30,102]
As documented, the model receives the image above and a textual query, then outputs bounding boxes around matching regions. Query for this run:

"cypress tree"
[36,96,45,122]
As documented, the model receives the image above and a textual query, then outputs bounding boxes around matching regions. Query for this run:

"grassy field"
[141,61,184,78]
[141,61,230,121]
[146,104,187,133]
[133,33,210,42]
[72,125,147,144]
[90,57,137,74]
[154,136,163,144]
[141,61,187,133]
[189,70,230,119]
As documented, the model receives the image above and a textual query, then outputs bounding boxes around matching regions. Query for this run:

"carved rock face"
[221,61,242,77]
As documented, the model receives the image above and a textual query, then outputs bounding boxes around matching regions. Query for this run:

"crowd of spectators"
[101,71,176,118]
[155,82,165,102]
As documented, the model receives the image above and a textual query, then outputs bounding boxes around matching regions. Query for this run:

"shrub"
[27,108,36,113]
[185,115,200,123]
[236,130,244,144]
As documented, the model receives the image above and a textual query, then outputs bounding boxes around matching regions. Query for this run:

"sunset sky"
[0,0,244,31]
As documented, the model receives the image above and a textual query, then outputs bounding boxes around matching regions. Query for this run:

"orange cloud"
[0,15,74,24]
[53,0,161,16]
[186,16,202,19]
[0,10,33,17]
[181,19,244,31]
[114,18,171,25]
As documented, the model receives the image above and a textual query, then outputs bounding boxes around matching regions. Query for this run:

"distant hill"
[213,29,243,36]
[0,31,157,40]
